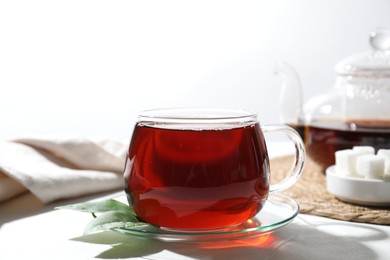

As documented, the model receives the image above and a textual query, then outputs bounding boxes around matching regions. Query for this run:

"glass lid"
[335,27,390,77]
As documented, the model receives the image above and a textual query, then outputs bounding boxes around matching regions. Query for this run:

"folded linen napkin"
[0,136,128,204]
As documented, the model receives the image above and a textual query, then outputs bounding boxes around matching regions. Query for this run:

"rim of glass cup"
[137,108,258,129]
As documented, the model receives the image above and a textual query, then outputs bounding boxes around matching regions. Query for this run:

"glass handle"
[261,124,306,193]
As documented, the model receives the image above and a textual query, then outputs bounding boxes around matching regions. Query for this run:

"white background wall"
[1,0,390,141]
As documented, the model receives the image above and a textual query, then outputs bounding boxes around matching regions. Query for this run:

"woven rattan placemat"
[271,156,390,225]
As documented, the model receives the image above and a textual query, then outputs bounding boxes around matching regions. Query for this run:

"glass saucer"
[116,193,299,242]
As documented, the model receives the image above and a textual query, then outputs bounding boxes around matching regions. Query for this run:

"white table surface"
[1,143,390,260]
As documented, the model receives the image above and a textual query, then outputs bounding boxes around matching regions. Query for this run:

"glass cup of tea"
[124,108,305,231]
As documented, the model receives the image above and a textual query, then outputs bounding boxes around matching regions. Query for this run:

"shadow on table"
[72,217,388,260]
[0,190,122,226]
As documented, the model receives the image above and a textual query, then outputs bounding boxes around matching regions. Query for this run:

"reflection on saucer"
[197,233,274,249]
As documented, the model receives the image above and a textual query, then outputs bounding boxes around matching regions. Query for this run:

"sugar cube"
[377,149,390,181]
[356,155,385,180]
[335,149,361,176]
[353,146,375,155]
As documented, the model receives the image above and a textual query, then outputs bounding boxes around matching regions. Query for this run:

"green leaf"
[55,199,135,216]
[84,211,148,235]
[56,198,153,235]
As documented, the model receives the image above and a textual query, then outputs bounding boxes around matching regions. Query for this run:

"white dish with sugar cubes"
[326,146,390,206]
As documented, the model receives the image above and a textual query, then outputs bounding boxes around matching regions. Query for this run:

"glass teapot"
[276,28,390,169]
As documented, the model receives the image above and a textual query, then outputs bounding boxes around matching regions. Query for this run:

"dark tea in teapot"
[304,120,390,169]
